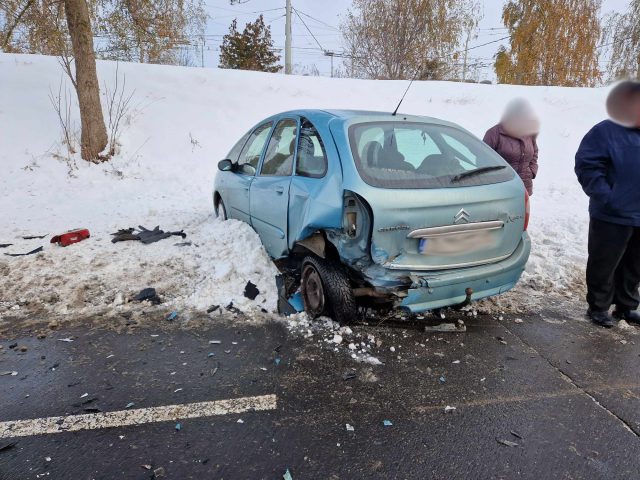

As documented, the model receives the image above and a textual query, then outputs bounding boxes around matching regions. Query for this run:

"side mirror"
[218,159,234,172]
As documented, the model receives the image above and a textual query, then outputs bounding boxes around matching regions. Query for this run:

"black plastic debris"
[4,246,43,257]
[225,303,241,314]
[111,226,186,244]
[0,243,12,248]
[244,281,260,300]
[207,305,220,314]
[22,234,47,240]
[0,442,17,453]
[342,371,357,381]
[133,288,161,305]
[276,275,297,316]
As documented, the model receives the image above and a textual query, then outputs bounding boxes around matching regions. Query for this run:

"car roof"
[274,109,458,128]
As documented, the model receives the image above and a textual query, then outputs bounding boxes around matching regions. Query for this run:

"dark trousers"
[586,218,640,312]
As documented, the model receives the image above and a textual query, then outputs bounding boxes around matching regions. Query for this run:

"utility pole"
[200,36,205,68]
[285,0,292,74]
[325,51,335,77]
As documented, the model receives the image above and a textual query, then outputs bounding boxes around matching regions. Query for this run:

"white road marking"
[0,394,276,439]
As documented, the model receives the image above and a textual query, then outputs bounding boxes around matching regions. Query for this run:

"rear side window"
[296,118,327,178]
[237,122,272,175]
[261,119,298,176]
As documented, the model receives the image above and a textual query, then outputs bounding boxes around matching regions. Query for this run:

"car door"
[223,122,272,224]
[249,117,298,259]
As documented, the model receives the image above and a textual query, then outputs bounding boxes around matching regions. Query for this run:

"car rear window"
[349,122,514,189]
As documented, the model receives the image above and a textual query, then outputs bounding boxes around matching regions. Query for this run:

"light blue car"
[214,110,531,323]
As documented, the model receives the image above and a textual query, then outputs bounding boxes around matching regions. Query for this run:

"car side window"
[260,119,297,176]
[225,130,252,163]
[237,122,272,175]
[296,119,328,178]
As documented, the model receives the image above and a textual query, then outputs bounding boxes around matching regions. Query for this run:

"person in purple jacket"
[484,99,540,195]
[575,80,640,328]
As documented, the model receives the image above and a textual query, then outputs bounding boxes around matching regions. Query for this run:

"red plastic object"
[50,228,90,247]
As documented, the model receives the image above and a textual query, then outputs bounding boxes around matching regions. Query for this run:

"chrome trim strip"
[407,221,504,239]
[383,252,512,271]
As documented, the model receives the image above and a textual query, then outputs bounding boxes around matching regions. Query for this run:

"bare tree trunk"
[64,0,108,161]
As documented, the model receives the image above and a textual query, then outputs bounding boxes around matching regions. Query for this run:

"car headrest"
[363,141,383,167]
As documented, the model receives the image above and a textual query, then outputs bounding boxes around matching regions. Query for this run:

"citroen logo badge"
[454,208,470,224]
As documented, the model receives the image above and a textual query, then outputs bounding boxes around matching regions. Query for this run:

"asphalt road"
[1,304,639,480]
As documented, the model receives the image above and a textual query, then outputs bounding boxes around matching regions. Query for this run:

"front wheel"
[300,255,357,324]
[216,199,228,221]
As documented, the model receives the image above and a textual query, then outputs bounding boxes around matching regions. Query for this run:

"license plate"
[418,230,494,256]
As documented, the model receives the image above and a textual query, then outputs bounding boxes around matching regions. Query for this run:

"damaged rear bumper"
[396,234,531,313]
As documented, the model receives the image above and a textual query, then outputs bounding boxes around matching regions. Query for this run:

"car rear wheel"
[301,255,357,324]
[216,199,227,221]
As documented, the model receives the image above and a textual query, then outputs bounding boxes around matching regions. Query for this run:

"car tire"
[301,255,357,324]
[216,199,228,221]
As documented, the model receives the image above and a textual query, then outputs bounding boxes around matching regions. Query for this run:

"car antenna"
[392,69,420,116]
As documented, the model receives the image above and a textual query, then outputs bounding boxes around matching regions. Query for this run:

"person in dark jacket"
[484,99,540,195]
[575,80,640,328]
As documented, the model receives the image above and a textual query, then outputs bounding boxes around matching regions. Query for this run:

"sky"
[201,0,631,79]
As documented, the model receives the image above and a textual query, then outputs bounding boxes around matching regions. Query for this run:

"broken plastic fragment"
[444,406,456,413]
[175,423,181,431]
[125,402,135,409]
[283,469,293,480]
[345,423,354,432]
[383,420,393,426]
[243,281,260,300]
[496,438,518,447]
[166,311,178,322]
[58,338,74,342]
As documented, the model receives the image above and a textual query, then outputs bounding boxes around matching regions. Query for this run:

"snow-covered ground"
[0,53,608,318]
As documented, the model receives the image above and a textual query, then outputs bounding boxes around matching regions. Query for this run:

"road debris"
[444,406,456,413]
[209,340,221,344]
[243,281,260,300]
[383,420,393,426]
[58,337,74,343]
[346,424,355,432]
[497,438,519,447]
[0,371,18,376]
[283,469,293,480]
[424,320,466,332]
[514,318,524,324]
[0,442,17,453]
[125,403,135,409]
[175,423,181,431]
[207,305,220,314]
[166,311,178,322]
[342,371,356,381]
[153,466,166,478]
[133,287,161,305]
[4,246,44,257]
[510,430,523,439]
[50,228,90,247]
[237,419,244,424]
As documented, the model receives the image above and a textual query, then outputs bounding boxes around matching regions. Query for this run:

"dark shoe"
[588,309,616,328]
[613,309,640,325]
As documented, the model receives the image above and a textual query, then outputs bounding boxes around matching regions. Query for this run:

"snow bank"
[0,53,608,317]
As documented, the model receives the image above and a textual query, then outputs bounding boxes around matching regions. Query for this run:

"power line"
[292,7,325,52]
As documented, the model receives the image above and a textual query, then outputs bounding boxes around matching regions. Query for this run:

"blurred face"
[607,82,640,128]
[501,100,540,138]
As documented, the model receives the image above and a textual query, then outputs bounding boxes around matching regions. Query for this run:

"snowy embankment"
[0,53,606,318]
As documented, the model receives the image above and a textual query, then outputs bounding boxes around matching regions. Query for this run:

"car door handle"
[275,187,284,195]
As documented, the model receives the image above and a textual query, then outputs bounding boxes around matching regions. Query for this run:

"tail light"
[524,191,530,231]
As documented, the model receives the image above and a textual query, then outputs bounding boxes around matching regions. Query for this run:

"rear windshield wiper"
[451,165,507,183]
